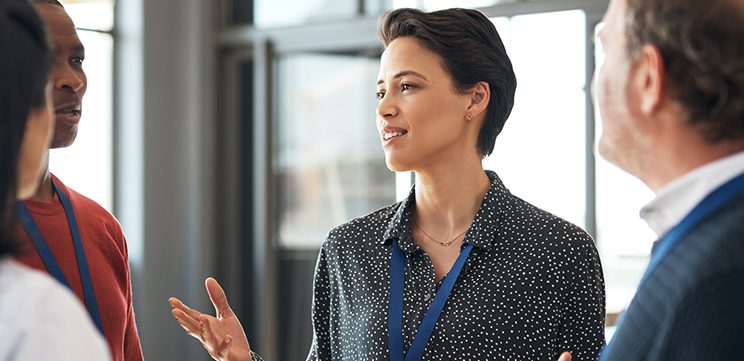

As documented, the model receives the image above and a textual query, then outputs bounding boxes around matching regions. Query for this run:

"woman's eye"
[375,91,385,100]
[401,83,415,91]
[71,57,85,65]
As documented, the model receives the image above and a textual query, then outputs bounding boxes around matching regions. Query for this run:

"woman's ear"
[467,82,490,120]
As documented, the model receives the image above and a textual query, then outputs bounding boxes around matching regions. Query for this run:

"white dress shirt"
[0,258,111,361]
[640,151,744,238]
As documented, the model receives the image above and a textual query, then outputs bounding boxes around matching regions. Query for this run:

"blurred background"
[54,0,655,359]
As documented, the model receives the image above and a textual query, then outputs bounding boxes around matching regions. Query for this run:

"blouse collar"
[382,170,508,253]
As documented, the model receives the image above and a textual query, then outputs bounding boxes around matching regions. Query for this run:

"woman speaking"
[170,8,605,361]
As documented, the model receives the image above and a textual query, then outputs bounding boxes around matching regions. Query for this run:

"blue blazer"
[602,194,744,360]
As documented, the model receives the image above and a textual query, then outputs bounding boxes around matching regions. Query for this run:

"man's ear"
[633,44,666,116]
[467,81,490,120]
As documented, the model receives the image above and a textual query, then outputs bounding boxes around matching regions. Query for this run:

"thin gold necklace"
[412,214,468,247]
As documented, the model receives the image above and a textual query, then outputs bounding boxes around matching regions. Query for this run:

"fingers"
[558,352,572,361]
[198,315,211,345]
[171,307,202,339]
[205,277,234,318]
[169,297,205,321]
[169,297,210,341]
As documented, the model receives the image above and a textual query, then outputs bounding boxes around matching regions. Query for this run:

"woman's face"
[376,37,475,172]
[17,84,53,199]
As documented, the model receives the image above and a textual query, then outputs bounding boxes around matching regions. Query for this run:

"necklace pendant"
[412,214,467,247]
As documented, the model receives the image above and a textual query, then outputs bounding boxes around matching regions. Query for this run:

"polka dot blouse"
[304,170,606,361]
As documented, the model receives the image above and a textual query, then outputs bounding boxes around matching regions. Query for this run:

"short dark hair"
[379,8,517,158]
[0,0,51,257]
[625,0,744,143]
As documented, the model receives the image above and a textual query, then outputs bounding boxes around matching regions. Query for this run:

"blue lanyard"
[601,171,744,360]
[388,239,473,361]
[16,180,106,337]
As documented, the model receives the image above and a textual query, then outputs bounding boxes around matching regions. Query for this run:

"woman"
[0,0,110,359]
[170,8,605,361]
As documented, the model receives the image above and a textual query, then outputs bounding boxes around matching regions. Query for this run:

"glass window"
[64,0,114,31]
[255,0,357,28]
[595,158,655,313]
[50,1,115,212]
[274,53,396,249]
[483,10,587,228]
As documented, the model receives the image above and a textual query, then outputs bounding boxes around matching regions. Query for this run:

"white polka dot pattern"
[305,171,606,361]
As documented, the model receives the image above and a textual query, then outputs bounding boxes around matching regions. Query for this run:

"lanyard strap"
[16,180,106,337]
[601,171,744,360]
[389,239,473,361]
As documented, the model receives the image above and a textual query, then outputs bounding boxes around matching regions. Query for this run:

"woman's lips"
[381,126,408,145]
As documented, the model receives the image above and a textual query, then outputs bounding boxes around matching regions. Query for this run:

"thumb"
[558,352,572,361]
[205,277,234,318]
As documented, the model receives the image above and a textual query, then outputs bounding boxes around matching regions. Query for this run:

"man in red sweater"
[14,1,144,361]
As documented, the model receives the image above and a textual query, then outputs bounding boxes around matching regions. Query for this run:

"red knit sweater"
[15,174,143,361]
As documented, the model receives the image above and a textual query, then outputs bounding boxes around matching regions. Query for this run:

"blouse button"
[423,293,431,301]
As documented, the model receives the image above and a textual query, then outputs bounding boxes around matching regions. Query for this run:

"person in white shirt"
[0,0,110,359]
[0,260,111,360]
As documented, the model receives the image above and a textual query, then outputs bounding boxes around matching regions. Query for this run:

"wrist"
[227,347,253,361]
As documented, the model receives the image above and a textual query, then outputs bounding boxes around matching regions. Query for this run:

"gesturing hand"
[169,277,252,361]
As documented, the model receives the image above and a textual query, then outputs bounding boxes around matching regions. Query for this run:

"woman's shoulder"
[504,191,592,236]
[499,192,595,249]
[485,170,592,244]
[490,195,603,280]
[0,259,111,360]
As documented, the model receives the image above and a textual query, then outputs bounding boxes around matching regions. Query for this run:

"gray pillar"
[117,0,218,359]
